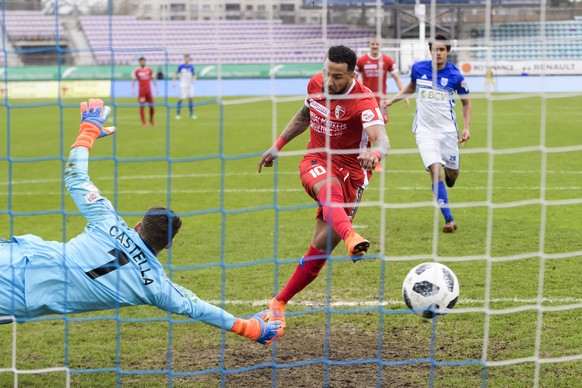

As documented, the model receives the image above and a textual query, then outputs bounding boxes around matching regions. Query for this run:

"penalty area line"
[207,297,582,308]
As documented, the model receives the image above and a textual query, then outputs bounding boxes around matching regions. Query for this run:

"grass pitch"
[1,93,581,387]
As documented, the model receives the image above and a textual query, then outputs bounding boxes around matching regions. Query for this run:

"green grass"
[1,93,581,387]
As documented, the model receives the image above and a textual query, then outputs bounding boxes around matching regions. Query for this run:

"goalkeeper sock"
[177,101,182,115]
[277,245,327,303]
[432,181,453,222]
[317,181,353,240]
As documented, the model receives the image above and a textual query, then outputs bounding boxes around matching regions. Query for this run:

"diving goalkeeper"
[0,99,282,345]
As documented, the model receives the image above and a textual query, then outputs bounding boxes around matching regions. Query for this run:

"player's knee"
[447,169,460,180]
[428,163,441,174]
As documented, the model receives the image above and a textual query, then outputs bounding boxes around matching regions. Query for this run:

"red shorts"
[138,91,154,104]
[299,157,365,221]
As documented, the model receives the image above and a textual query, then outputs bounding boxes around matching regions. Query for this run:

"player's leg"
[268,217,337,328]
[138,96,147,127]
[146,92,156,126]
[300,159,368,258]
[417,136,456,232]
[188,97,196,119]
[176,98,183,119]
[314,179,353,242]
[265,161,367,327]
[315,180,369,258]
[269,186,369,324]
[428,162,455,228]
[444,166,459,188]
[187,84,197,119]
[149,104,156,126]
[443,132,461,188]
[440,133,461,232]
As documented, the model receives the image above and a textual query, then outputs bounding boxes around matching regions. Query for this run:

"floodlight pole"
[415,2,426,48]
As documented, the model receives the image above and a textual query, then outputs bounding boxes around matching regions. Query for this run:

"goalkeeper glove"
[231,310,284,345]
[72,98,116,149]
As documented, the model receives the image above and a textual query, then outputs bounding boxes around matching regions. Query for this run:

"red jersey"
[133,66,154,94]
[355,53,397,98]
[303,73,384,185]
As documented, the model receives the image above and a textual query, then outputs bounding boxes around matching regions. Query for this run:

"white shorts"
[416,132,460,170]
[179,85,194,100]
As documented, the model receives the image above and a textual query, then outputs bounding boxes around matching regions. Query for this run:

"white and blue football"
[402,262,460,318]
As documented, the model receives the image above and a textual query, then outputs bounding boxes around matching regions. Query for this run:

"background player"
[484,67,496,92]
[384,34,472,233]
[0,99,282,345]
[172,54,197,120]
[132,56,158,127]
[256,45,390,336]
[355,37,409,120]
[355,37,408,171]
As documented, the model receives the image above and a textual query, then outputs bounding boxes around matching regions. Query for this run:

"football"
[402,262,460,318]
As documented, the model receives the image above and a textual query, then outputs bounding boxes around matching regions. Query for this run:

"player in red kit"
[355,37,408,171]
[355,37,409,120]
[256,45,390,340]
[132,57,158,127]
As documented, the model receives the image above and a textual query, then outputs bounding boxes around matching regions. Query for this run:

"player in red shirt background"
[355,37,409,171]
[132,57,158,127]
[256,45,391,339]
[355,37,409,120]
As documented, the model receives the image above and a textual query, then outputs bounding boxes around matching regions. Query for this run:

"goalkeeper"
[0,99,282,345]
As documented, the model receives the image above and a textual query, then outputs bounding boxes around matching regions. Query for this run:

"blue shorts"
[0,239,28,321]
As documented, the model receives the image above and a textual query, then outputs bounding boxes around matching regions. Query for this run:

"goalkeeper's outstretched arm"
[64,98,117,226]
[157,279,284,344]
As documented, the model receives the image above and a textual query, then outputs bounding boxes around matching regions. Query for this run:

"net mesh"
[1,0,581,386]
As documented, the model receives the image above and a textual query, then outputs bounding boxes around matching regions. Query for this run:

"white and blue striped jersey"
[176,64,195,87]
[410,60,470,135]
[0,148,235,330]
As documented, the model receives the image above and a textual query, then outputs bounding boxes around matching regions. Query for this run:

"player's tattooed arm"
[258,105,311,173]
[279,105,311,142]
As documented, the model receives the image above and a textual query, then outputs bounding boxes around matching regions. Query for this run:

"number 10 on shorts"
[309,165,327,178]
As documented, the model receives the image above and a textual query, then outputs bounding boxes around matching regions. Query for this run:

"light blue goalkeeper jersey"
[0,148,235,330]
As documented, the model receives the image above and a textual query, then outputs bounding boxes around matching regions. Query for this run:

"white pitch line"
[207,297,582,308]
[2,185,582,197]
[1,169,581,187]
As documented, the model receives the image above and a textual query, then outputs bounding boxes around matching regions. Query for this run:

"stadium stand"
[2,10,68,41]
[4,10,581,66]
[1,10,69,65]
[476,21,582,60]
[77,16,375,65]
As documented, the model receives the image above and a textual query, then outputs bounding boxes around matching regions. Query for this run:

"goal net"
[1,0,581,386]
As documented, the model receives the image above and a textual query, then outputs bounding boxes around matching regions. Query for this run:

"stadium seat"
[78,15,375,65]
[475,20,582,61]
